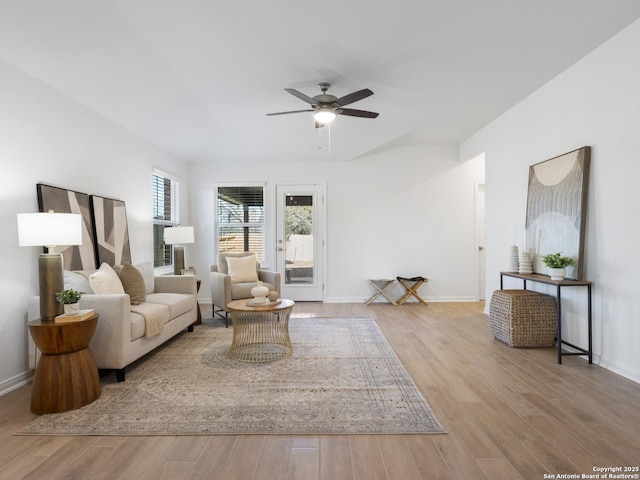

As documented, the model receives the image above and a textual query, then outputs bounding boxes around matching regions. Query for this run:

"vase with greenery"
[540,253,573,280]
[55,289,84,315]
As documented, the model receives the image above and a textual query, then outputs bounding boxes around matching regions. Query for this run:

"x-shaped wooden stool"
[395,276,428,305]
[365,279,397,305]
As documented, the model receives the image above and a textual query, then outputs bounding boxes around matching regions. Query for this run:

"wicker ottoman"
[489,290,557,348]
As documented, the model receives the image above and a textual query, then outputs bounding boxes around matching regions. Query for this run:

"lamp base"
[173,246,185,275]
[39,253,64,321]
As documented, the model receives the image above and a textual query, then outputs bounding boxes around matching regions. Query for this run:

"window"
[216,186,264,262]
[153,170,180,268]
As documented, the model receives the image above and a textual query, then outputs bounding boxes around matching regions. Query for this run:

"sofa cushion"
[135,261,155,295]
[226,254,259,283]
[64,270,94,293]
[130,311,146,341]
[118,263,147,305]
[89,263,125,295]
[131,302,168,336]
[128,303,169,339]
[146,293,195,320]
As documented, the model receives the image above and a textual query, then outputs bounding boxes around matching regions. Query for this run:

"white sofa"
[28,263,198,381]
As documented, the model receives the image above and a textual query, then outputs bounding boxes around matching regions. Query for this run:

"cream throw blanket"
[131,303,164,337]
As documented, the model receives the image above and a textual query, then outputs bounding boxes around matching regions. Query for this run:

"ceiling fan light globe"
[313,109,337,124]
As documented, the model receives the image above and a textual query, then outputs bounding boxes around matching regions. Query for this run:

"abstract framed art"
[36,184,98,270]
[90,195,132,266]
[525,146,591,280]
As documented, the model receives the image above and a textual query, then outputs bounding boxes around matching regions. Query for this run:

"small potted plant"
[540,252,573,280]
[55,289,85,315]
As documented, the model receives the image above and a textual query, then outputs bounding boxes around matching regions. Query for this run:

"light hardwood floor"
[2,302,639,480]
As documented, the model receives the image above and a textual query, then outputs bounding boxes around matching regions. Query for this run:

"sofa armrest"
[258,270,281,295]
[210,271,232,310]
[154,275,197,296]
[79,293,132,369]
[28,293,132,370]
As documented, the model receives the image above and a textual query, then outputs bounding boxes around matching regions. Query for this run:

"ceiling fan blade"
[266,109,314,116]
[339,108,379,119]
[335,88,374,107]
[285,88,318,105]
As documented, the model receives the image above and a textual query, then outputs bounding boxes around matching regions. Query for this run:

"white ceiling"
[2,1,640,163]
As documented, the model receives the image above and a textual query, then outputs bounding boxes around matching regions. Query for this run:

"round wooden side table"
[28,314,101,414]
[226,299,295,362]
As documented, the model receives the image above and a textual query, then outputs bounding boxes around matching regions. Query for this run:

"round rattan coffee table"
[226,299,295,362]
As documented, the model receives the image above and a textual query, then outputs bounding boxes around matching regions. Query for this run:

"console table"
[500,272,592,364]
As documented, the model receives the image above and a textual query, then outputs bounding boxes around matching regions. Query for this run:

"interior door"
[276,184,324,301]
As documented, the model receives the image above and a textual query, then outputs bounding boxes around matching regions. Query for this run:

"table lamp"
[163,226,194,275]
[17,212,82,321]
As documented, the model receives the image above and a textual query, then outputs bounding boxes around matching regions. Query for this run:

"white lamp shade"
[17,213,82,247]
[164,226,195,245]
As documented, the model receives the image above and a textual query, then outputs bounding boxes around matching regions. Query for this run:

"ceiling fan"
[267,82,379,126]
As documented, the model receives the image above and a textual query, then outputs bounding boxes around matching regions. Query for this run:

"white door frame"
[274,183,326,302]
[475,181,486,301]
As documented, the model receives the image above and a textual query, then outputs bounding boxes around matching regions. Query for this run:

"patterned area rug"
[18,317,446,436]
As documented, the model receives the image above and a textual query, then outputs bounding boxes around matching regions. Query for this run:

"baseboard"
[596,359,640,385]
[202,297,480,305]
[324,296,478,303]
[0,370,33,397]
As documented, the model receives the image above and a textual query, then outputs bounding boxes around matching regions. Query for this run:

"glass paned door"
[276,185,324,301]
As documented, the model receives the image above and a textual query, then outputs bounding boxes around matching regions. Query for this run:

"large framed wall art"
[90,195,132,266]
[36,184,98,270]
[525,146,591,280]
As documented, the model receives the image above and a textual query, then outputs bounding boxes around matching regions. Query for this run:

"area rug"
[18,317,446,436]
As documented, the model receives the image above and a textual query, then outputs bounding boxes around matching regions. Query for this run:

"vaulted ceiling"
[2,1,640,163]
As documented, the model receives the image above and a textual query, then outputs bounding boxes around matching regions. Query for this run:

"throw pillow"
[114,262,155,294]
[89,263,125,295]
[226,254,259,283]
[118,263,147,305]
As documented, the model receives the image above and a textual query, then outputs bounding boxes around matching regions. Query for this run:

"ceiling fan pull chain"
[316,118,331,153]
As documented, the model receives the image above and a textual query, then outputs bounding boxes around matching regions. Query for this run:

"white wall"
[461,19,640,383]
[4,16,637,395]
[189,145,485,305]
[0,60,190,394]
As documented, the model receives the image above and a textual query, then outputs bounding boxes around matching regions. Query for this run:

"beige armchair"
[210,251,281,326]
